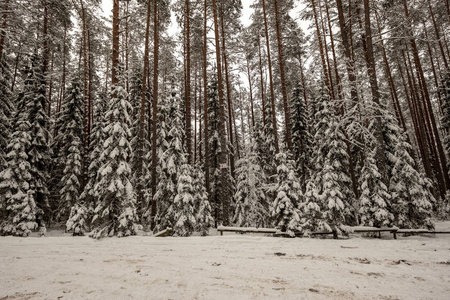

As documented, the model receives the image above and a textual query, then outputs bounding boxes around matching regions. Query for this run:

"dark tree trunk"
[212,0,230,225]
[273,0,292,150]
[150,0,159,229]
[362,0,387,180]
[262,0,279,153]
[203,0,210,193]
[137,0,152,216]
[185,0,192,164]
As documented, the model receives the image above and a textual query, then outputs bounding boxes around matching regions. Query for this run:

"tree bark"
[203,0,210,193]
[273,0,292,150]
[112,0,120,87]
[219,4,235,177]
[212,0,230,225]
[137,0,152,216]
[257,35,266,129]
[150,0,159,229]
[185,0,192,164]
[262,0,279,154]
[403,0,450,190]
[362,0,387,180]
[427,0,449,70]
[310,0,330,93]
[246,57,255,128]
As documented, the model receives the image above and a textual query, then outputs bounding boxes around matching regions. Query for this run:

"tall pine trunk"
[262,0,279,153]
[150,0,159,229]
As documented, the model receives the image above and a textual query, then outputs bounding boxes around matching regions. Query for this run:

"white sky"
[99,0,305,34]
[100,0,254,33]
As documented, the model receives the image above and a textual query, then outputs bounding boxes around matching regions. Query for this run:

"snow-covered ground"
[1,223,450,300]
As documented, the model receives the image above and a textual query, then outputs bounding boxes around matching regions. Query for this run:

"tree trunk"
[246,57,255,128]
[112,0,120,87]
[137,0,152,216]
[185,0,192,164]
[219,4,235,177]
[262,0,279,153]
[203,0,210,193]
[150,0,159,229]
[257,35,266,129]
[273,0,292,150]
[427,0,449,70]
[336,0,359,106]
[403,0,450,191]
[362,0,387,180]
[310,0,330,93]
[212,0,230,225]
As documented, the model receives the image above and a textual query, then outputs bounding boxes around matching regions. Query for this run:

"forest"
[0,0,449,239]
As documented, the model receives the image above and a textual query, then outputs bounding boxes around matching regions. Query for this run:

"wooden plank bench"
[392,229,450,239]
[217,226,277,236]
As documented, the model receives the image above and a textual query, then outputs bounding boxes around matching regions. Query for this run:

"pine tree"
[233,138,268,227]
[23,54,51,223]
[308,89,353,235]
[91,78,137,238]
[271,152,301,236]
[80,95,108,211]
[0,110,37,236]
[359,142,393,227]
[66,201,88,236]
[0,53,13,172]
[129,63,151,216]
[390,136,434,229]
[169,164,196,236]
[207,77,234,226]
[290,83,311,187]
[193,165,214,235]
[53,79,84,219]
[153,85,186,232]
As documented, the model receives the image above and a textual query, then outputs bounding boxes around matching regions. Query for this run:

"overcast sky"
[99,0,305,34]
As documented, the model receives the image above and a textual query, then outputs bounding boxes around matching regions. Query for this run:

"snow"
[1,223,450,299]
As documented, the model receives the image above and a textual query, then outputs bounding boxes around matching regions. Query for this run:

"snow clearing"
[1,222,449,300]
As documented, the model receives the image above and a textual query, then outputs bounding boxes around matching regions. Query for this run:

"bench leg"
[220,231,223,236]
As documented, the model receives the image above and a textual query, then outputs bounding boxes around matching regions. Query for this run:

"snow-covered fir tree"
[358,136,393,227]
[0,53,14,172]
[261,97,277,180]
[290,83,311,187]
[271,152,301,236]
[52,79,84,219]
[233,137,268,227]
[168,164,196,236]
[91,72,137,238]
[80,95,108,210]
[389,135,434,229]
[308,88,353,235]
[129,63,152,216]
[207,77,234,226]
[153,84,186,232]
[0,109,37,236]
[66,201,88,236]
[23,54,51,223]
[193,165,214,235]
[378,107,434,229]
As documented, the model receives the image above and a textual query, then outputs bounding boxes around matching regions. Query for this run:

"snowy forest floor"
[1,222,450,300]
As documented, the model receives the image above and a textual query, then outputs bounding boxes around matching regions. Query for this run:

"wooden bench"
[392,229,450,239]
[217,226,450,240]
[217,226,277,236]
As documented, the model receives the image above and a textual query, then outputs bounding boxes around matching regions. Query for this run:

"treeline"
[0,0,449,238]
